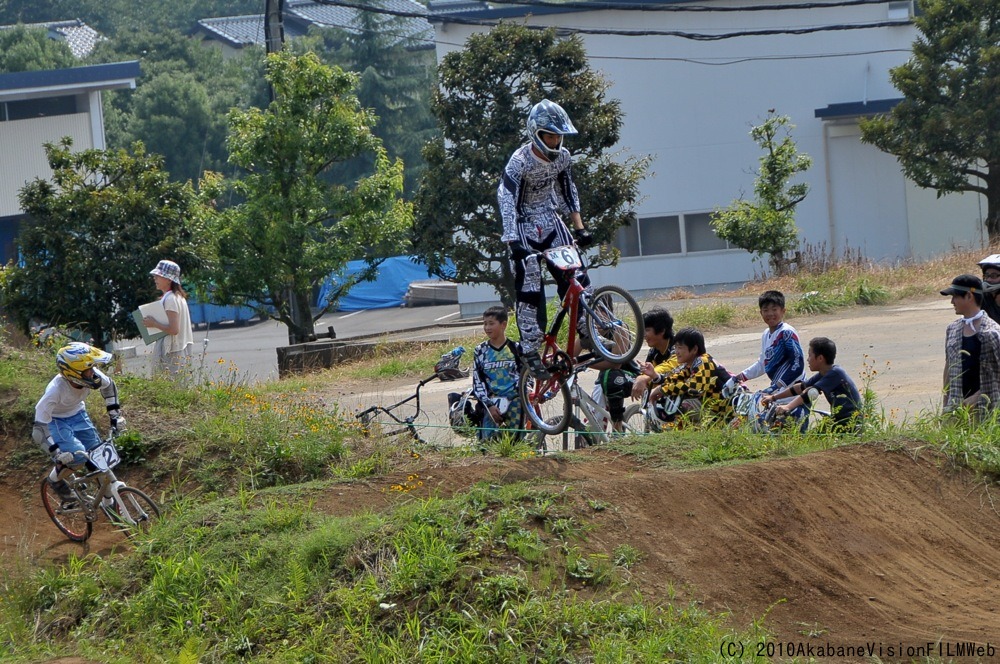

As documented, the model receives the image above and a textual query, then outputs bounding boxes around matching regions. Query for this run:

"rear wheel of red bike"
[519,370,572,435]
[585,285,643,364]
[533,416,595,453]
[40,476,92,542]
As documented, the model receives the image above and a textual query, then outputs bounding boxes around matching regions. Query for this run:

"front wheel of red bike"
[585,285,643,364]
[40,476,93,542]
[519,369,572,435]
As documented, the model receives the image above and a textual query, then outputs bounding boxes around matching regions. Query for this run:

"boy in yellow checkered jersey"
[642,327,734,424]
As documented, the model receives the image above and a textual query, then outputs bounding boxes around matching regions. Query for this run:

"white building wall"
[0,113,93,217]
[434,1,986,311]
[904,182,985,259]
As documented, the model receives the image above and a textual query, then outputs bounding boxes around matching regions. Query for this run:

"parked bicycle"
[621,389,684,434]
[518,244,643,436]
[532,359,645,453]
[724,382,830,433]
[356,347,469,444]
[40,429,160,543]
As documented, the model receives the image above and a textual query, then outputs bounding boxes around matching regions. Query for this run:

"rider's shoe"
[521,350,552,381]
[48,478,76,506]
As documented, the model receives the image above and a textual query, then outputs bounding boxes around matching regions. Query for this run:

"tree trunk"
[987,171,1000,243]
[286,287,316,345]
[497,258,516,308]
[769,251,790,277]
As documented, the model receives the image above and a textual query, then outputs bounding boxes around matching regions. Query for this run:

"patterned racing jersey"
[497,143,580,244]
[472,339,522,403]
[739,322,806,391]
[661,353,733,419]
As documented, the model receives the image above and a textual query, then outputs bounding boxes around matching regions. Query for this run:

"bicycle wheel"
[519,370,572,435]
[585,285,643,364]
[532,416,595,453]
[621,404,656,434]
[108,487,160,536]
[40,476,92,542]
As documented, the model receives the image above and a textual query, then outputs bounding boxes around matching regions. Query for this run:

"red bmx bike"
[518,244,643,436]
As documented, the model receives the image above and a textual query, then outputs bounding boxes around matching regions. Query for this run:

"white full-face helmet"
[526,99,577,161]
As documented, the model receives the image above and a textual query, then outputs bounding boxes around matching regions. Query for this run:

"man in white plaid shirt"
[941,274,1000,419]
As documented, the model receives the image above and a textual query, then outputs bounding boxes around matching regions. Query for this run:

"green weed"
[676,301,737,329]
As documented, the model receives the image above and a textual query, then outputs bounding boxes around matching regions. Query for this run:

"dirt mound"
[5,444,1000,661]
[314,445,1000,657]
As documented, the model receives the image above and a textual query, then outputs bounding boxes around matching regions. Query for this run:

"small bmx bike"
[40,429,160,542]
[355,347,469,444]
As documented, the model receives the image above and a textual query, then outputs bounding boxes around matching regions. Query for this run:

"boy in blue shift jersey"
[471,306,524,441]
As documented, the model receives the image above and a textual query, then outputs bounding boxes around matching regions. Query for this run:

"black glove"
[573,228,594,249]
[508,242,531,262]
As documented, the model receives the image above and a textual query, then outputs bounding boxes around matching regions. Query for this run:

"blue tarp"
[188,301,257,327]
[318,256,450,311]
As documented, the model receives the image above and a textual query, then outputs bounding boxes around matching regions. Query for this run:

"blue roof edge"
[814,98,902,119]
[0,60,141,92]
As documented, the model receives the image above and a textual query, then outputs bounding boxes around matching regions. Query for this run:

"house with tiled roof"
[0,61,141,263]
[428,0,986,314]
[0,19,103,59]
[195,0,434,59]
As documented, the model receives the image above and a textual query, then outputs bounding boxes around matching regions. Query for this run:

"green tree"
[0,25,75,73]
[0,0,262,35]
[711,111,811,276]
[305,4,438,197]
[91,29,265,183]
[1,138,218,346]
[860,0,1000,240]
[126,72,214,183]
[412,24,650,305]
[210,51,411,344]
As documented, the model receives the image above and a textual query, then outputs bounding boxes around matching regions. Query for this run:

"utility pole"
[264,0,285,57]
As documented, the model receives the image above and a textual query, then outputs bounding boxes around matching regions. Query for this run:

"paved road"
[335,298,956,446]
[120,304,479,382]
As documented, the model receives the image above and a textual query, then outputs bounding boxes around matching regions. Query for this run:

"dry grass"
[655,245,986,303]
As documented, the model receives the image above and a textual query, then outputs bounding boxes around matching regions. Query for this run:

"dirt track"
[7,444,1000,662]
[311,445,1000,660]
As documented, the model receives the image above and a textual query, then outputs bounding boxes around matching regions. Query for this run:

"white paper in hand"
[132,300,169,345]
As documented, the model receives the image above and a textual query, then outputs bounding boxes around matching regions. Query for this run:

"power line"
[464,0,895,12]
[286,16,913,64]
[312,0,911,40]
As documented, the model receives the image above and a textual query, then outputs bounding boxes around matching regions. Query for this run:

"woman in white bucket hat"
[144,259,193,378]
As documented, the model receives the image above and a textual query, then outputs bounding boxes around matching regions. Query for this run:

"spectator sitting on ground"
[761,337,863,433]
[470,306,523,441]
[940,274,1000,420]
[594,307,676,431]
[643,327,733,424]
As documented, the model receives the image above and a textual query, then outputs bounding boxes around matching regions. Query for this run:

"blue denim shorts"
[49,409,102,465]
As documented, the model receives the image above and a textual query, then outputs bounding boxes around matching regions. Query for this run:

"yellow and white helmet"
[56,342,112,388]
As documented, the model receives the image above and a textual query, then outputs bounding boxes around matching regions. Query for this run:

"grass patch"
[1,482,773,662]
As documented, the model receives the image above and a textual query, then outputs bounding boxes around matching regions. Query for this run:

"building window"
[615,212,730,257]
[2,95,80,121]
[685,212,729,252]
[615,215,681,257]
